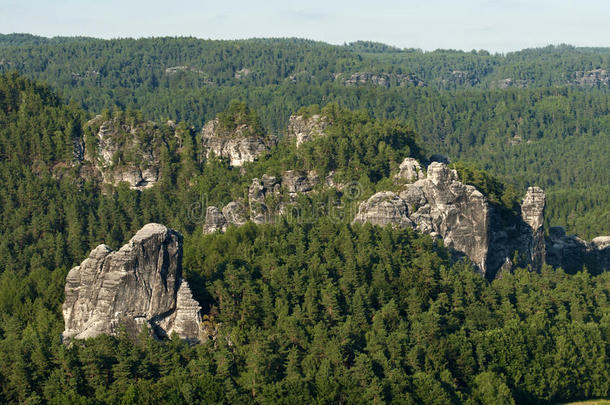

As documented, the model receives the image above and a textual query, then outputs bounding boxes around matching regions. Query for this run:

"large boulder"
[62,223,202,343]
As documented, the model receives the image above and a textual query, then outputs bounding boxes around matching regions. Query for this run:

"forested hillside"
[0,35,608,238]
[0,67,609,404]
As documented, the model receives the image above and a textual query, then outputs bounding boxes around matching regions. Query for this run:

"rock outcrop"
[203,170,322,233]
[355,162,491,274]
[62,223,202,343]
[282,170,319,196]
[203,201,249,234]
[520,187,546,270]
[353,192,413,228]
[248,174,281,224]
[200,119,275,167]
[574,69,609,87]
[84,116,164,190]
[546,227,610,274]
[395,157,425,182]
[339,72,425,88]
[287,114,329,147]
[203,206,228,234]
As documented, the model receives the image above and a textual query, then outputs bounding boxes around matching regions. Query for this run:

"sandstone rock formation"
[574,69,609,87]
[200,118,275,167]
[203,170,323,233]
[62,223,202,343]
[395,157,425,182]
[248,174,281,224]
[84,116,163,190]
[287,114,329,147]
[339,72,425,88]
[546,227,610,274]
[282,170,319,196]
[520,187,546,270]
[203,206,228,234]
[203,201,249,234]
[222,201,248,227]
[353,192,413,228]
[355,162,491,274]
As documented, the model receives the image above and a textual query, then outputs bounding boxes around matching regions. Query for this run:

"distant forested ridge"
[0,35,607,238]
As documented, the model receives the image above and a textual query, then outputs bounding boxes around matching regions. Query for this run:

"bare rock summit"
[62,223,202,343]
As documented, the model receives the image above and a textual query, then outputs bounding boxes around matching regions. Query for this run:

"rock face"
[355,162,491,274]
[200,119,275,167]
[62,223,202,343]
[85,116,162,190]
[203,170,322,233]
[353,192,413,228]
[520,187,546,271]
[546,227,610,274]
[287,114,329,147]
[395,157,425,182]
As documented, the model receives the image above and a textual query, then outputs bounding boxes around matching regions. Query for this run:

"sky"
[1,0,609,53]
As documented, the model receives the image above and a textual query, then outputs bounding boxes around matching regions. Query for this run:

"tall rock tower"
[521,187,546,271]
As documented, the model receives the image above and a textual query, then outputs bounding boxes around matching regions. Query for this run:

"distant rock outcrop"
[84,116,163,190]
[353,160,556,278]
[339,72,425,88]
[287,114,329,147]
[62,223,202,343]
[203,170,322,233]
[199,118,275,167]
[573,69,609,87]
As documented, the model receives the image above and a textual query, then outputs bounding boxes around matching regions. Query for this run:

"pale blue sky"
[1,0,609,52]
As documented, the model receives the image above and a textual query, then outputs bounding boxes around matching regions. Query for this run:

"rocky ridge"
[338,72,425,88]
[62,223,202,343]
[203,170,320,233]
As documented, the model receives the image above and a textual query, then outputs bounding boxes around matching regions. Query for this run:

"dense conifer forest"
[0,35,609,404]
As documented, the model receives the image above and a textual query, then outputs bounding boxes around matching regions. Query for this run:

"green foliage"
[217,100,264,136]
[451,162,521,212]
[1,37,607,236]
[0,51,609,404]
